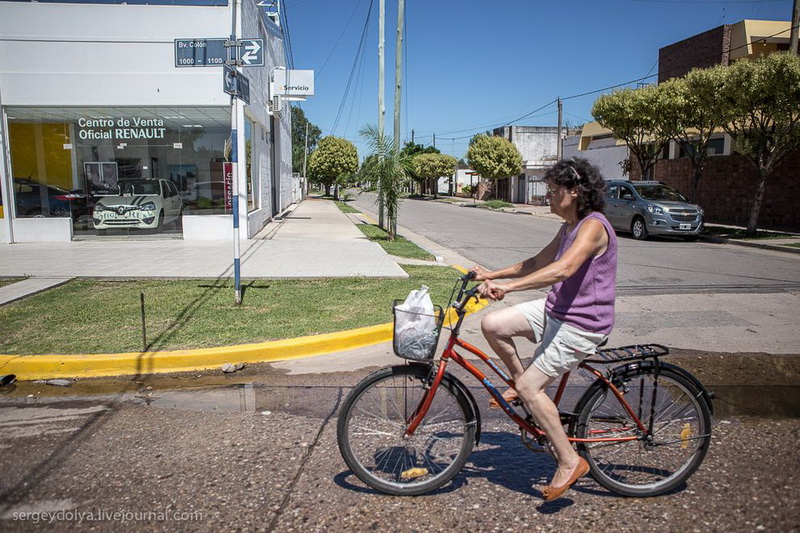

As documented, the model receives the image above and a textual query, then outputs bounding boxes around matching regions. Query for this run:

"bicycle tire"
[337,364,476,496]
[572,363,712,497]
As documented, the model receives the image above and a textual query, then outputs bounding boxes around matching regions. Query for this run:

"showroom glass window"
[5,107,230,236]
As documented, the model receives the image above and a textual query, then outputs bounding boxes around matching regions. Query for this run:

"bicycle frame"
[404,288,648,445]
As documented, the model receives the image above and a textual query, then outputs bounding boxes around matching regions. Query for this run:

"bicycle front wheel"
[573,364,712,497]
[337,364,476,496]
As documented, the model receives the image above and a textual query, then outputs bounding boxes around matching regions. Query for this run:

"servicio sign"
[272,69,315,97]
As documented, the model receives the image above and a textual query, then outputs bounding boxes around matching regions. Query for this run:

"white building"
[492,125,559,204]
[0,0,294,243]
[562,121,629,181]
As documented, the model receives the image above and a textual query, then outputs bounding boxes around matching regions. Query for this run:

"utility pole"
[557,97,563,160]
[392,0,405,237]
[377,0,385,229]
[433,133,436,149]
[411,129,414,144]
[393,0,404,146]
[302,121,309,196]
[792,0,800,54]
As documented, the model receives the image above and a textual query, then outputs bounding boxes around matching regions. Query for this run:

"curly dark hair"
[544,158,605,218]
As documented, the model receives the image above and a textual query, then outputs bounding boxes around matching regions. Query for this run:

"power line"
[331,0,374,135]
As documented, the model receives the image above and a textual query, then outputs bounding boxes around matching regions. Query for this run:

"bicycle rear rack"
[583,343,669,364]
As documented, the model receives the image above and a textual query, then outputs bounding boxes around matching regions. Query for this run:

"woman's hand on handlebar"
[470,265,492,282]
[477,280,506,301]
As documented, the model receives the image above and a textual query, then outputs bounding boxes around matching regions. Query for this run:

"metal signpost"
[173,28,265,304]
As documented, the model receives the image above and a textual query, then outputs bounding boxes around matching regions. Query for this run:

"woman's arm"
[479,219,608,300]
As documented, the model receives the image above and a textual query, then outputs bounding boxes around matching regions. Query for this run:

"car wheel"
[631,216,649,240]
[156,211,165,232]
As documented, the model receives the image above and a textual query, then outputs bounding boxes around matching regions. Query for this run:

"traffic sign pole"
[230,0,242,306]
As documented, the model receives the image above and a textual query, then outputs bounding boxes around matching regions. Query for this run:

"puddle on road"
[123,383,800,419]
[125,383,341,419]
[708,385,800,418]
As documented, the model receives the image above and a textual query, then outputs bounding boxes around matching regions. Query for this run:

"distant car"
[604,180,704,240]
[93,178,182,232]
[11,179,89,219]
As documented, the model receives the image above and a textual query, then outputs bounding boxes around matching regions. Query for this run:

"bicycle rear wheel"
[573,364,712,497]
[337,364,476,496]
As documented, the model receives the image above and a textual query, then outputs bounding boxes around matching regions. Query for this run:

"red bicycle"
[337,273,713,497]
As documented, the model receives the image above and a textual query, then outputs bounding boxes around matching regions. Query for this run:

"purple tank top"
[545,211,617,334]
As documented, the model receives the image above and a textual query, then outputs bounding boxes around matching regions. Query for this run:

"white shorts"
[515,298,608,378]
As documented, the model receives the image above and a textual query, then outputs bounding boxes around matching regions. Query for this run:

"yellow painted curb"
[0,269,488,381]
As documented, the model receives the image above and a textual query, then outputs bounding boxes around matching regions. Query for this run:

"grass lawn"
[0,266,467,355]
[355,224,436,261]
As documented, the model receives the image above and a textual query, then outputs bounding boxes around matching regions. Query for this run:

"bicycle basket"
[392,299,444,361]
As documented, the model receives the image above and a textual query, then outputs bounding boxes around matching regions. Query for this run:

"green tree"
[412,152,457,198]
[592,84,678,180]
[291,106,322,175]
[400,141,439,194]
[466,135,522,199]
[307,136,358,198]
[359,124,412,240]
[712,52,800,235]
[658,70,726,202]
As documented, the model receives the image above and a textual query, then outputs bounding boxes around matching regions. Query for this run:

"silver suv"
[604,180,704,240]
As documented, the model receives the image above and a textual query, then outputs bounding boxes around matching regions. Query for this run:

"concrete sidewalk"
[0,198,407,305]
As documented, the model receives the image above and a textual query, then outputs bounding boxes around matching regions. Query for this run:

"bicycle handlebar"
[453,271,481,311]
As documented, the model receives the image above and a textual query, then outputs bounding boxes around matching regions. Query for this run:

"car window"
[633,184,687,202]
[166,181,179,197]
[117,180,159,195]
[620,187,635,200]
[605,185,619,199]
[14,183,34,194]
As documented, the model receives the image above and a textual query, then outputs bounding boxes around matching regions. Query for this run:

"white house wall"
[563,136,628,181]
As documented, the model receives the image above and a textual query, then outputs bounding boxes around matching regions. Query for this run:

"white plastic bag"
[394,286,438,360]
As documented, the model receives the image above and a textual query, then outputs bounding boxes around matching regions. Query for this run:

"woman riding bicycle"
[472,157,617,502]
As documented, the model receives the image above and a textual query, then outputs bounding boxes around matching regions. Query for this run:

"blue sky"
[284,0,793,160]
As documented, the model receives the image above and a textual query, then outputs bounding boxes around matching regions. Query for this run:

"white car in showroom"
[93,178,182,233]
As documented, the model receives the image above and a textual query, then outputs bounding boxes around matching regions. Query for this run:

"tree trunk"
[746,170,768,236]
[324,184,331,196]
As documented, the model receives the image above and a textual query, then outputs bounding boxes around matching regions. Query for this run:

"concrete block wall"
[655,151,800,231]
[658,25,731,83]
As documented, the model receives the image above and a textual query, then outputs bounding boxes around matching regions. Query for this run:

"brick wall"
[658,25,731,83]
[654,151,800,231]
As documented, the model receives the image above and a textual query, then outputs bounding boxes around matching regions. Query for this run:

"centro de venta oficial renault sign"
[78,117,166,141]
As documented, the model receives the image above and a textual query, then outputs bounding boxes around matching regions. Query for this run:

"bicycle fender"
[407,363,482,446]
[608,360,714,416]
[446,374,482,446]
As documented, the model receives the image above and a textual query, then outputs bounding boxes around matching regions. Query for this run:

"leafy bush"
[484,199,512,209]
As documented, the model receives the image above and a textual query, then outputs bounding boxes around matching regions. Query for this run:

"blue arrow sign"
[238,39,264,67]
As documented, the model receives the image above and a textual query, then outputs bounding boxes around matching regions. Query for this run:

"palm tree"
[359,124,411,241]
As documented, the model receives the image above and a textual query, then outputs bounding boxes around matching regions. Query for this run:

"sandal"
[488,389,518,409]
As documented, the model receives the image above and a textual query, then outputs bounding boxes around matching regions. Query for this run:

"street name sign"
[223,64,251,105]
[174,38,227,67]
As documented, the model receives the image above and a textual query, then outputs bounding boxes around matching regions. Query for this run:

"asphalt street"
[0,356,798,532]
